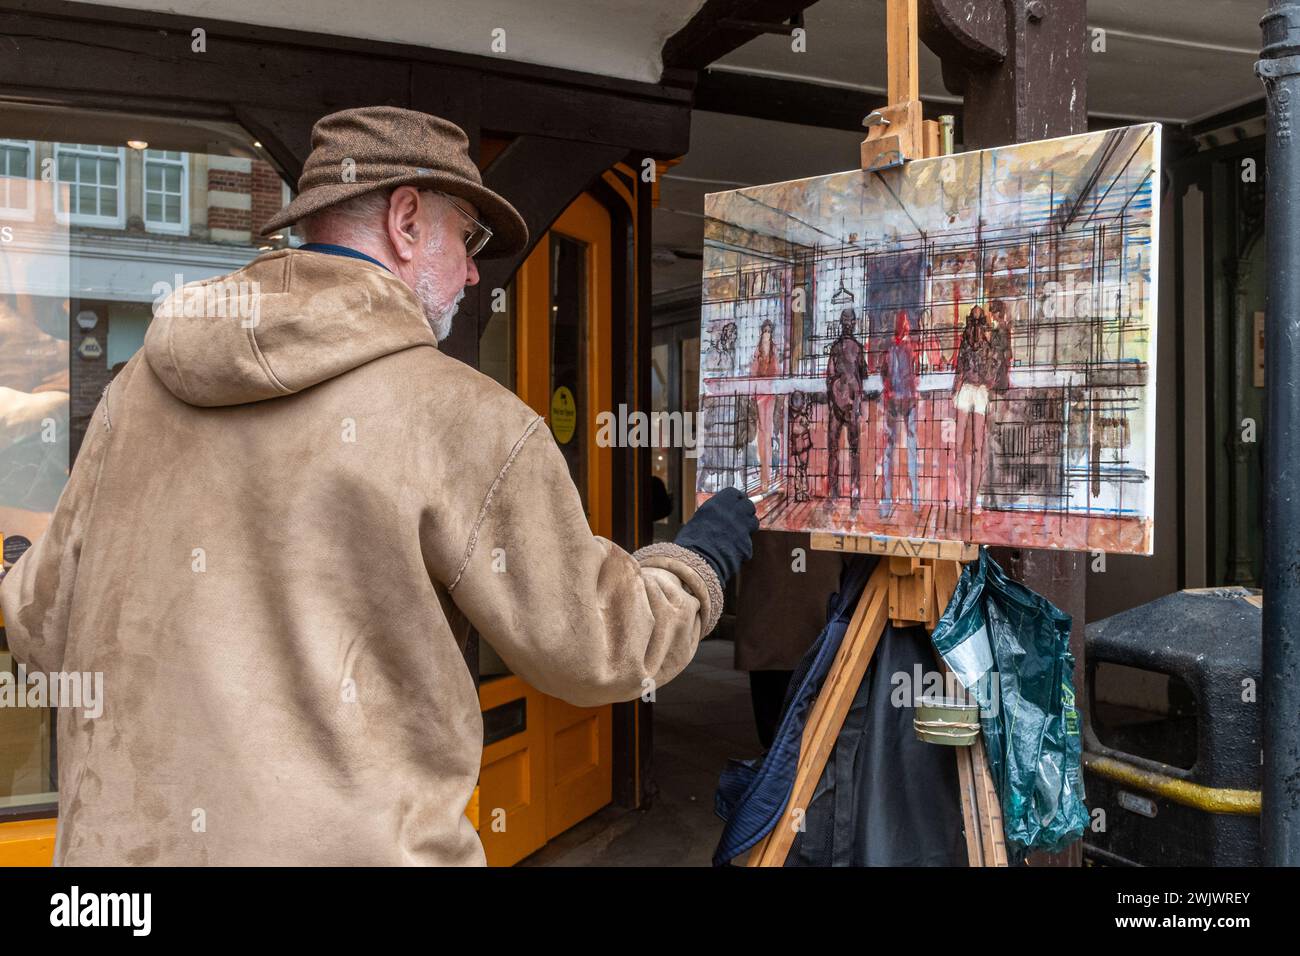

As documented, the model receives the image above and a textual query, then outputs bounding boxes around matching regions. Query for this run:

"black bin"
[1082,587,1261,866]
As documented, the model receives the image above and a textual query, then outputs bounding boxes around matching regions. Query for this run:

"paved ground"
[521,637,758,867]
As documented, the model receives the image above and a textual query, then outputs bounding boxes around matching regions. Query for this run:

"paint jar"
[913,696,980,746]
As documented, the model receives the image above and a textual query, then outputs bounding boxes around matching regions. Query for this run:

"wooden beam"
[919,0,1008,70]
[3,0,694,102]
[481,74,689,158]
[232,106,319,179]
[471,136,630,342]
[0,2,691,158]
[694,69,957,132]
[662,0,821,72]
[919,0,1087,149]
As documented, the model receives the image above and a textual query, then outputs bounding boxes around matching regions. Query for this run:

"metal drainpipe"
[1257,0,1300,866]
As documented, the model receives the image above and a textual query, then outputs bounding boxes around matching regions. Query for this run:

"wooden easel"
[744,536,1006,867]
[746,0,1008,868]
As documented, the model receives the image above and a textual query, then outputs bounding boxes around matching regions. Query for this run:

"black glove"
[674,486,758,586]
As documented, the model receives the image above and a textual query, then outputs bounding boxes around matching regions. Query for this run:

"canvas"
[697,124,1161,554]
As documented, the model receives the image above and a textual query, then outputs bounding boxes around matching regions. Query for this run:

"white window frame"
[54,143,126,228]
[142,149,189,235]
[0,139,36,221]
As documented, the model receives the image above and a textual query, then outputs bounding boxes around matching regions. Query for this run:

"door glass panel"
[549,234,588,508]
[651,341,671,532]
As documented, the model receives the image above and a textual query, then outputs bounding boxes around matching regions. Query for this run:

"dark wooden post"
[920,0,1088,149]
[920,0,1090,866]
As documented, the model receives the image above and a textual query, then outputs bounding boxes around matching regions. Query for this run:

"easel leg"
[955,745,984,866]
[933,559,1009,867]
[747,558,892,866]
[971,735,1010,866]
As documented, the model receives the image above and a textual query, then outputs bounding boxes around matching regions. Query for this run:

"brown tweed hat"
[260,106,527,258]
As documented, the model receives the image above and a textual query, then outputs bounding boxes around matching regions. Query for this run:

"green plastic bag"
[930,549,1087,855]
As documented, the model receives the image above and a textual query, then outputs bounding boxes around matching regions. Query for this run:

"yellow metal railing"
[1084,752,1260,815]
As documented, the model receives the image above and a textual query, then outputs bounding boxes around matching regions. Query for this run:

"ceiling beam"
[1184,97,1267,138]
[695,68,957,132]
[0,0,691,158]
[661,0,822,77]
[4,0,693,102]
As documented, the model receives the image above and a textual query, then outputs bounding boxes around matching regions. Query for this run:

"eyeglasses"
[437,192,493,258]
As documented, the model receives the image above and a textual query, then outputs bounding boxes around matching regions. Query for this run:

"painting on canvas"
[697,123,1161,554]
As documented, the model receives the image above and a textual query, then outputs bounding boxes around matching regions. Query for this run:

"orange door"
[477,676,548,866]
[477,191,615,864]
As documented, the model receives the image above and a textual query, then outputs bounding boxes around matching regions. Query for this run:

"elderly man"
[0,107,756,866]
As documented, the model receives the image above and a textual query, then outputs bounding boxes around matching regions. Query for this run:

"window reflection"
[0,112,288,814]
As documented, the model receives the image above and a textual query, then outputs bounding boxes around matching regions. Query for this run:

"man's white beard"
[411,228,466,342]
[415,278,465,342]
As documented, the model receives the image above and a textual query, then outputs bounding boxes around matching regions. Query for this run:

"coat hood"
[144,248,437,407]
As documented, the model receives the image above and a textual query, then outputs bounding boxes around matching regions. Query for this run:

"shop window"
[1,107,292,821]
[142,149,188,234]
[55,143,125,228]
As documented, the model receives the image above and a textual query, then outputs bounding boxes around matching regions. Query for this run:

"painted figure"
[825,307,868,506]
[788,389,813,502]
[706,320,738,373]
[878,310,919,518]
[988,298,1014,394]
[750,318,778,492]
[952,304,998,514]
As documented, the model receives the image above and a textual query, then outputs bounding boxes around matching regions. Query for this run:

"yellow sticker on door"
[550,386,576,444]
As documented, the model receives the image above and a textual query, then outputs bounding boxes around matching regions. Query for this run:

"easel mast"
[746,0,1007,868]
